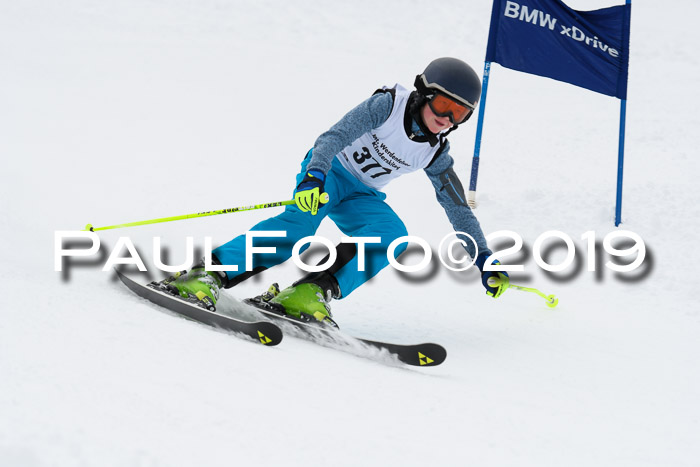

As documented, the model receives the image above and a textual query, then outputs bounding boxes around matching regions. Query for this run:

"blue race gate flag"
[485,0,631,99]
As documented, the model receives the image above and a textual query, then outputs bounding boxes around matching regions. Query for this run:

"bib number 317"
[353,147,392,179]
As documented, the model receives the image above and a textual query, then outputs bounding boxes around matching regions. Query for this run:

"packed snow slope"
[1,1,699,466]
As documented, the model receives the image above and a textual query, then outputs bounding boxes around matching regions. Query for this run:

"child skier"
[156,57,509,326]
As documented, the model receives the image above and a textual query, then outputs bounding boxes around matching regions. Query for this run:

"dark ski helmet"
[414,57,481,121]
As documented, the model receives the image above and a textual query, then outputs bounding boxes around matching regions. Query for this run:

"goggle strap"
[416,74,477,110]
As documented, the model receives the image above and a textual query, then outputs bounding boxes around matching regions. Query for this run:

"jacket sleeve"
[424,144,491,259]
[307,90,394,175]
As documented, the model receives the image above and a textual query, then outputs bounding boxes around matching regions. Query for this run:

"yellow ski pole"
[83,193,329,232]
[487,277,559,308]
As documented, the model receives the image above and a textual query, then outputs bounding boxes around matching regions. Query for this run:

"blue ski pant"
[212,150,408,298]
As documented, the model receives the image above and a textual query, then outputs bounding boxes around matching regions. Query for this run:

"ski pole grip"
[487,277,502,287]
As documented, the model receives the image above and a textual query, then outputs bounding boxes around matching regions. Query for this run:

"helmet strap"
[406,91,440,146]
[441,125,458,138]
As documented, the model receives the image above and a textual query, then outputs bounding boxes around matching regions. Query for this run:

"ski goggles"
[428,93,473,124]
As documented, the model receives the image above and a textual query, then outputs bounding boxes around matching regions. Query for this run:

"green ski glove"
[475,252,510,298]
[295,170,327,215]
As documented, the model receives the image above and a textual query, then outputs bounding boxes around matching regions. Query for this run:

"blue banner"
[485,0,631,99]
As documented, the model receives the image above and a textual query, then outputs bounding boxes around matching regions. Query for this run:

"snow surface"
[2,0,699,466]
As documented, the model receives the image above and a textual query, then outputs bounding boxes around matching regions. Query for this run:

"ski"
[243,298,446,367]
[116,270,283,346]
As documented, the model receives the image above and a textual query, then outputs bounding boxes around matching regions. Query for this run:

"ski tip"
[113,268,135,282]
[114,268,137,288]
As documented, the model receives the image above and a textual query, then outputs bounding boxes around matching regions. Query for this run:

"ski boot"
[249,272,340,329]
[150,261,226,312]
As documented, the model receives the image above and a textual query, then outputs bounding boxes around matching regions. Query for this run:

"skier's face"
[421,103,454,134]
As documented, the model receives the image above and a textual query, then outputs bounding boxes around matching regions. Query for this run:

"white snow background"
[1,0,699,466]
